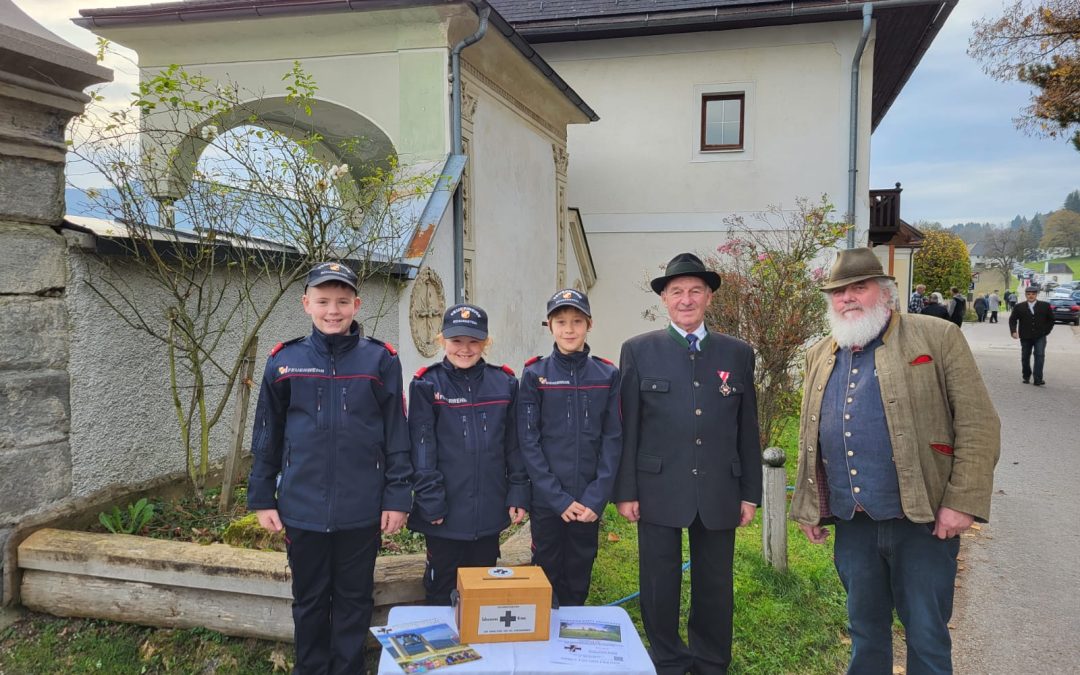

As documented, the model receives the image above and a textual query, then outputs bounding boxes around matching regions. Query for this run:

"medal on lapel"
[718,370,732,397]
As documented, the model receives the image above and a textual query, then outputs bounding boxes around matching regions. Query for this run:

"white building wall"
[536,20,875,356]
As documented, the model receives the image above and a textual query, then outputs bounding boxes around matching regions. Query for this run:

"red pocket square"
[930,443,954,455]
[910,354,933,365]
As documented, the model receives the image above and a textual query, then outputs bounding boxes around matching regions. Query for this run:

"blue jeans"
[834,513,960,675]
[1020,335,1046,381]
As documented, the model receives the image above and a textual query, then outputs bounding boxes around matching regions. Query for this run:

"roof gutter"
[847,2,872,248]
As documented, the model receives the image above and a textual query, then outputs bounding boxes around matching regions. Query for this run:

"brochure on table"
[371,619,482,673]
[547,618,628,667]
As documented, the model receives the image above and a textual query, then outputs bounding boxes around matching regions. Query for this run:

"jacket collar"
[551,344,590,369]
[309,321,361,356]
[442,356,486,380]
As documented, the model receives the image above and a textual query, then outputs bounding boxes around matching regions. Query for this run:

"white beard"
[828,300,891,349]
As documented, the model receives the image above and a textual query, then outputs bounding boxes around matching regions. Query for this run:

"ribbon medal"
[718,370,732,397]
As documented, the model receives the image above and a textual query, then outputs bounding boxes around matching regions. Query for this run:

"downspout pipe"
[848,2,873,248]
[450,5,490,303]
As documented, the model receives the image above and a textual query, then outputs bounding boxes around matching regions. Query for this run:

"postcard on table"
[371,618,482,672]
[548,618,627,667]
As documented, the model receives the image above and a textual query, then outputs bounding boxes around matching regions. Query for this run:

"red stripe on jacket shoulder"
[414,365,429,379]
[910,354,933,365]
[501,364,516,376]
[524,355,543,367]
[593,355,615,366]
[269,342,286,357]
[381,341,397,356]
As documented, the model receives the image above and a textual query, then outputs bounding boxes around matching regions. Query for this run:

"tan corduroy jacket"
[790,312,1000,525]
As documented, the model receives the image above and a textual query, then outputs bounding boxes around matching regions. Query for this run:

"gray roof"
[1048,263,1073,274]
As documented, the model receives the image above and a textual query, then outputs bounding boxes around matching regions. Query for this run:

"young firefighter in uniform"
[247,262,412,674]
[408,303,530,605]
[518,289,621,606]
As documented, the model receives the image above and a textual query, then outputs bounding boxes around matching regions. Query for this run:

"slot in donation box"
[454,566,552,643]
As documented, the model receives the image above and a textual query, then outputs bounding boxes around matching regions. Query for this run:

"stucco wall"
[64,248,400,497]
[536,20,875,357]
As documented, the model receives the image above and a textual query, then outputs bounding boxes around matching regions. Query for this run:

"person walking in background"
[988,290,1001,323]
[948,287,966,327]
[973,294,988,323]
[1008,287,1055,386]
[908,284,926,314]
[791,248,1000,675]
[921,292,951,320]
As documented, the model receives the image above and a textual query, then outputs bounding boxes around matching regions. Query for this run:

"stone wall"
[0,0,111,604]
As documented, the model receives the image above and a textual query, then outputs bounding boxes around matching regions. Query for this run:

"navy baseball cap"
[442,304,488,339]
[306,262,357,291]
[546,288,591,318]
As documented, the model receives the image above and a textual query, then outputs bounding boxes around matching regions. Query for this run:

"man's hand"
[561,501,586,522]
[932,506,974,539]
[381,510,408,534]
[577,506,599,523]
[738,502,757,527]
[509,507,527,524]
[1011,331,1019,339]
[799,522,830,544]
[616,500,640,522]
[255,508,283,533]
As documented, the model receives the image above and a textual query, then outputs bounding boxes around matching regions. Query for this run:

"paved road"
[950,316,1080,673]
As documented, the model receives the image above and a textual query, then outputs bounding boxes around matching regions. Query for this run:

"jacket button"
[810,415,816,422]
[694,381,700,387]
[695,409,702,416]
[850,469,858,476]
[807,446,814,453]
[853,486,861,494]
[691,468,699,475]
[651,384,657,390]
[695,438,703,446]
[816,384,823,391]
[807,478,814,484]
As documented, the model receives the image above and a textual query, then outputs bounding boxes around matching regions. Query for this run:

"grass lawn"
[1025,256,1080,278]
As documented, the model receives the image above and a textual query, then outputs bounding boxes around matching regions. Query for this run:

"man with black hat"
[1008,286,1055,385]
[614,253,762,675]
[791,248,1000,674]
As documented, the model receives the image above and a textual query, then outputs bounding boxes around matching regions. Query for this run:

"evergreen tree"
[1065,189,1080,214]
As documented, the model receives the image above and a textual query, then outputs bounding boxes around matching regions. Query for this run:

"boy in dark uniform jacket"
[408,303,530,605]
[247,262,412,674]
[518,289,621,606]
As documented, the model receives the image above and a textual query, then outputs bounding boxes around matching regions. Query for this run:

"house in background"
[868,183,925,302]
[494,0,952,355]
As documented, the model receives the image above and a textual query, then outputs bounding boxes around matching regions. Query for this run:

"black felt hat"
[650,253,721,295]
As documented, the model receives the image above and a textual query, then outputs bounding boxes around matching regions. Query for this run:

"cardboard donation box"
[454,566,552,643]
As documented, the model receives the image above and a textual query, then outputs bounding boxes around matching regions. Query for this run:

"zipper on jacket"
[583,391,591,430]
[462,415,468,440]
[481,411,488,433]
[328,353,337,532]
[342,386,348,412]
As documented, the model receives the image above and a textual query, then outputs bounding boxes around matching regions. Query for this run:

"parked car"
[1048,298,1080,325]
[1050,287,1074,299]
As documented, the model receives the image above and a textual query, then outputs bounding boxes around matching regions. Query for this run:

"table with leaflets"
[375,604,656,675]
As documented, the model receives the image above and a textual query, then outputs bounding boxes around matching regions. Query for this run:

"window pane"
[722,121,740,146]
[723,99,740,121]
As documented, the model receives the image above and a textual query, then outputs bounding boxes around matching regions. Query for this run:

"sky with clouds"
[12,0,1079,227]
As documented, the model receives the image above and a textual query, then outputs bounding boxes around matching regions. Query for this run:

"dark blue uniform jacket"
[518,346,622,516]
[407,359,530,540]
[247,322,412,532]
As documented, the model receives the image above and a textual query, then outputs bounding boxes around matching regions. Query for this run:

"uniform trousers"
[423,533,501,606]
[285,525,380,675]
[638,516,735,675]
[834,513,960,675]
[529,506,601,606]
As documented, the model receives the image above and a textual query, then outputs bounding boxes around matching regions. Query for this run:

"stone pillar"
[0,0,111,605]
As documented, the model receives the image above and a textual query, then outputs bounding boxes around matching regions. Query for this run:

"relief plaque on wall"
[410,267,446,358]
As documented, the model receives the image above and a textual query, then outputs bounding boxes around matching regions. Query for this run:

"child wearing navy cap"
[247,261,412,672]
[407,303,530,605]
[518,289,621,605]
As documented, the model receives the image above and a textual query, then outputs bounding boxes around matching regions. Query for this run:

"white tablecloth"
[376,605,656,675]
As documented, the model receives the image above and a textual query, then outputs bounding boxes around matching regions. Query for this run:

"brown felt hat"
[650,253,722,295]
[820,247,894,291]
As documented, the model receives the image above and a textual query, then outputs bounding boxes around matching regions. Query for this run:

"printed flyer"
[547,618,627,667]
[371,618,482,673]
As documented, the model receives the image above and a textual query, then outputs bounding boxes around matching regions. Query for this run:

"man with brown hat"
[790,247,1000,674]
[615,252,762,675]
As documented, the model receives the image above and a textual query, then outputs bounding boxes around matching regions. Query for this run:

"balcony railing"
[869,182,902,243]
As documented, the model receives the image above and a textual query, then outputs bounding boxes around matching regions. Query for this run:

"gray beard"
[828,301,891,349]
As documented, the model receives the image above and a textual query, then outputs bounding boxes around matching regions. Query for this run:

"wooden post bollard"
[219,337,258,513]
[761,447,788,571]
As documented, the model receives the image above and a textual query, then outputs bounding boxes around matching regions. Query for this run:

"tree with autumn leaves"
[914,229,973,297]
[969,0,1080,151]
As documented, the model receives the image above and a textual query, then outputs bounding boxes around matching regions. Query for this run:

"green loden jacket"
[790,311,1000,525]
